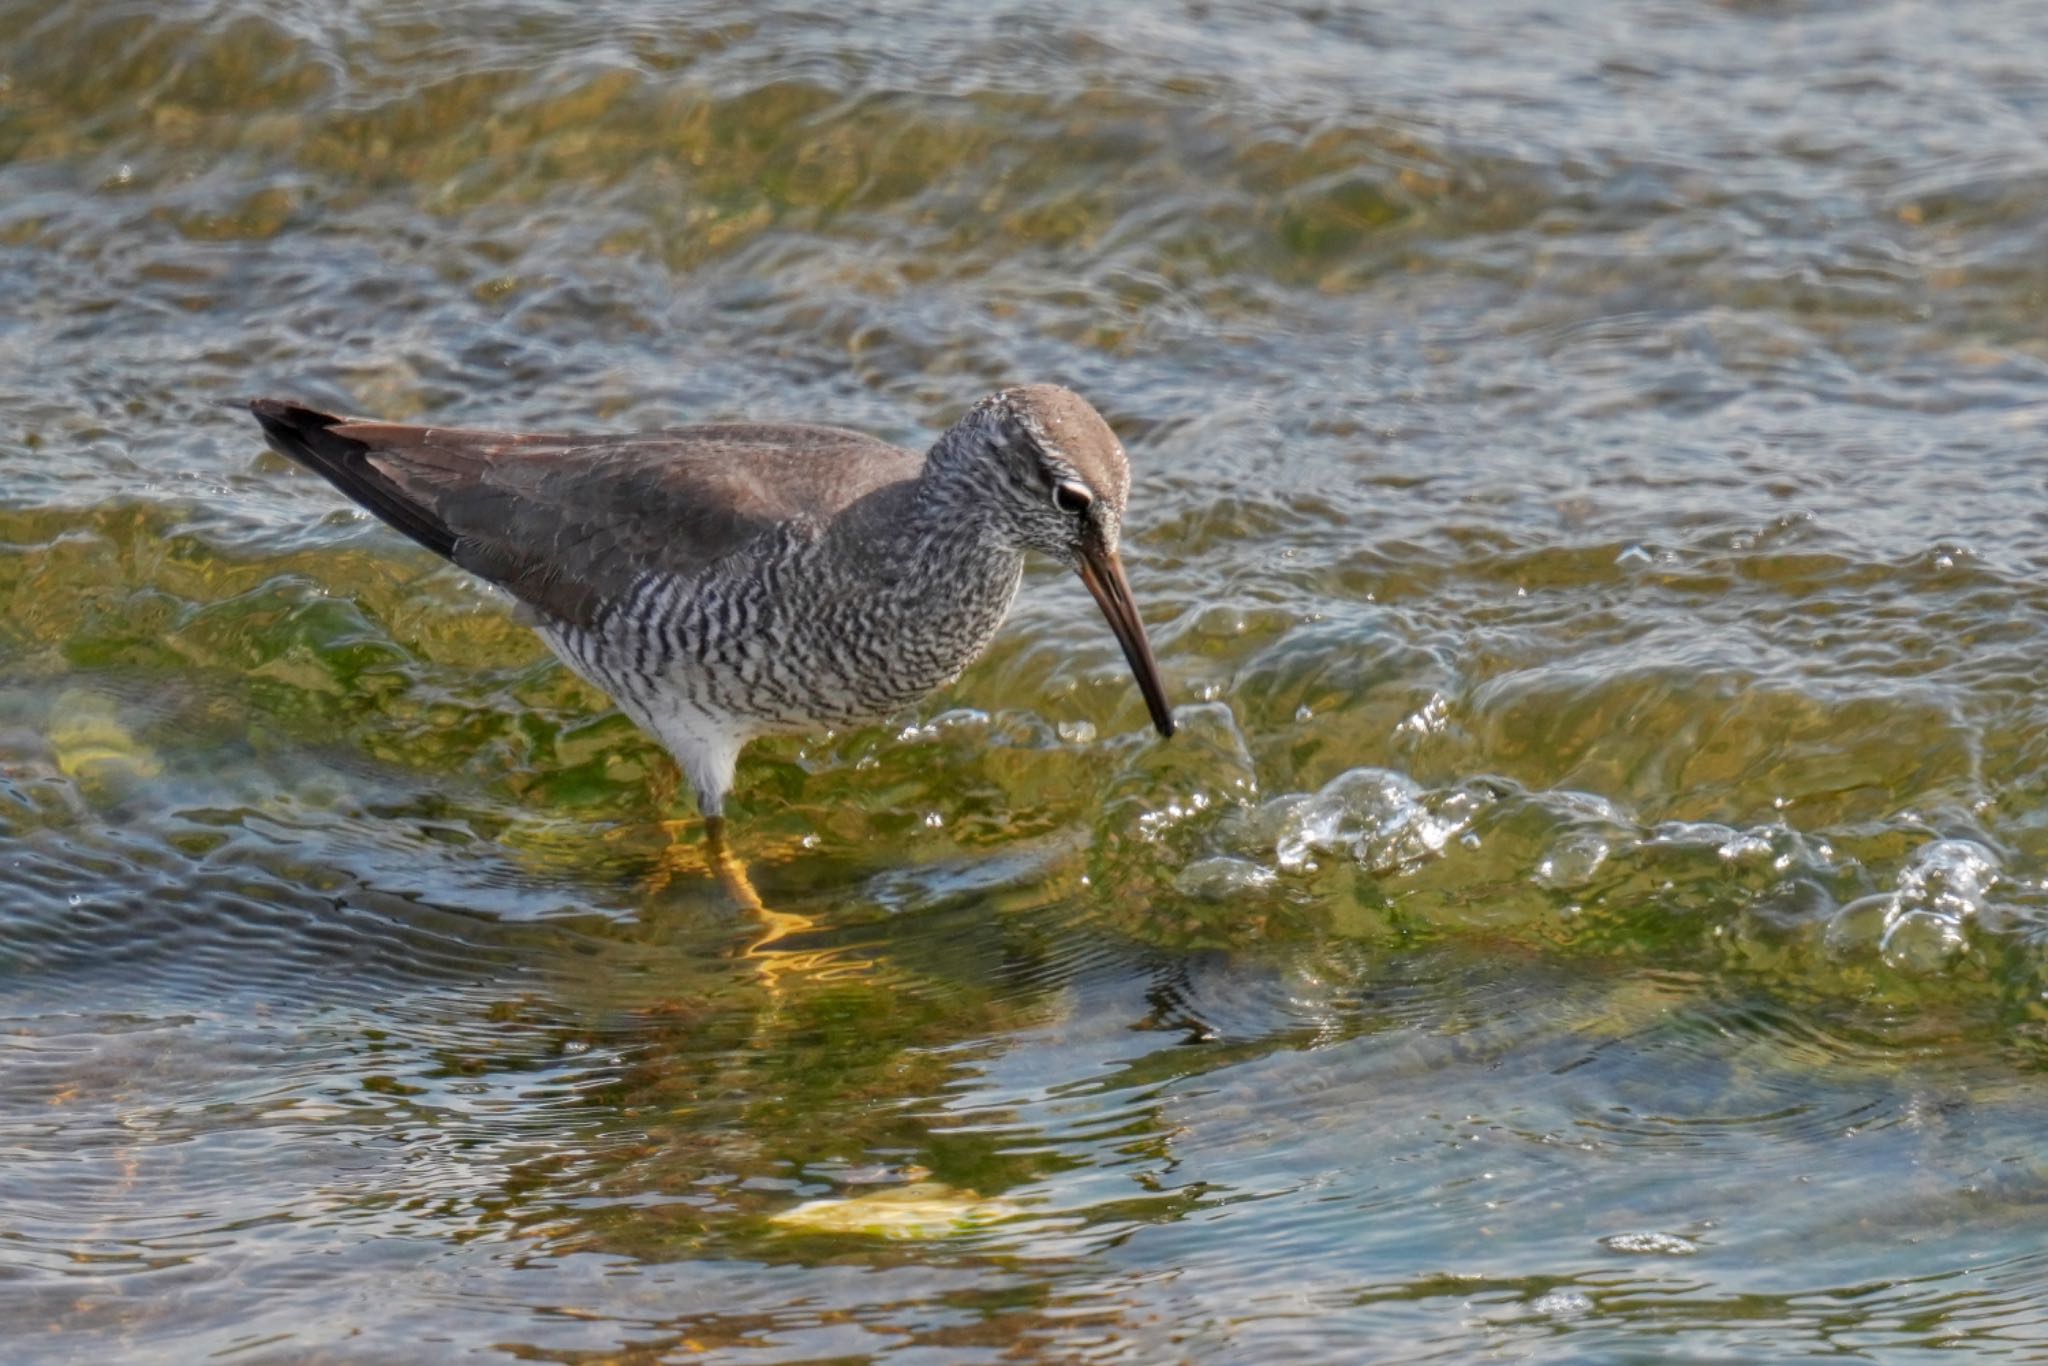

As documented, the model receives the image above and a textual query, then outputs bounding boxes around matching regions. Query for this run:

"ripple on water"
[14,0,2048,1358]
[0,670,756,1312]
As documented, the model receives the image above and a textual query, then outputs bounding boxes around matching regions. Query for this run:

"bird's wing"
[249,400,921,627]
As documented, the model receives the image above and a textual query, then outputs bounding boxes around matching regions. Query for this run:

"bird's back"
[250,401,924,627]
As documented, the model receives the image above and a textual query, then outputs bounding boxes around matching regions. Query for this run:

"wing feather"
[249,400,921,627]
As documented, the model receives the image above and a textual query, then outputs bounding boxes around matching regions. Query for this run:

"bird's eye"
[1053,480,1093,515]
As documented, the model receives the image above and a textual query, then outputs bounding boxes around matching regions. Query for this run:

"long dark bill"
[1077,543,1175,738]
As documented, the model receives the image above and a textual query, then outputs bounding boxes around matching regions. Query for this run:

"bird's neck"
[910,415,1027,553]
[901,467,1026,591]
[854,441,1026,637]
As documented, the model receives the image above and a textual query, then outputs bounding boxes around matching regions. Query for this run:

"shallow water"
[6,0,2048,1359]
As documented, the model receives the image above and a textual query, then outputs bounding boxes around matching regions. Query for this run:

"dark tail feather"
[247,399,458,559]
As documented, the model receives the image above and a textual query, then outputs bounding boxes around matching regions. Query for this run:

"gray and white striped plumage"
[247,385,1174,819]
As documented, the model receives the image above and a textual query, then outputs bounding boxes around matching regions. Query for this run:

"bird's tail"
[244,399,459,559]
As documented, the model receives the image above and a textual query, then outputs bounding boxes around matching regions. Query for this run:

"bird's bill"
[1077,544,1176,738]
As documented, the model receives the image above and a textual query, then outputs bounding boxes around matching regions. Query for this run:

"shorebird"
[244,385,1175,875]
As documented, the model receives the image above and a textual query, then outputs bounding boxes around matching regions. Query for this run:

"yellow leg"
[621,766,872,1010]
[635,756,703,896]
[703,815,766,913]
[699,817,870,993]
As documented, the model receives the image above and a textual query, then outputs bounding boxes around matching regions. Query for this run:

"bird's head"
[931,384,1174,739]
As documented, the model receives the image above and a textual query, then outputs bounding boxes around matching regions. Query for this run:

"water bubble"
[1393,693,1450,739]
[1929,542,1970,570]
[1056,719,1096,745]
[1544,789,1633,825]
[1824,892,1897,956]
[1825,839,2002,972]
[1600,1231,1698,1256]
[1272,768,1488,875]
[1646,820,1740,850]
[1717,829,1775,864]
[1535,829,1610,890]
[1175,856,1278,902]
[1897,838,1998,915]
[1531,1290,1594,1319]
[1275,768,1418,870]
[1880,907,1967,972]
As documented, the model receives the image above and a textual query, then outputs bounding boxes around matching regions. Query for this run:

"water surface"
[6,0,2048,1359]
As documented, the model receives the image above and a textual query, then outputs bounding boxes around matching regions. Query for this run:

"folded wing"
[249,400,919,627]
